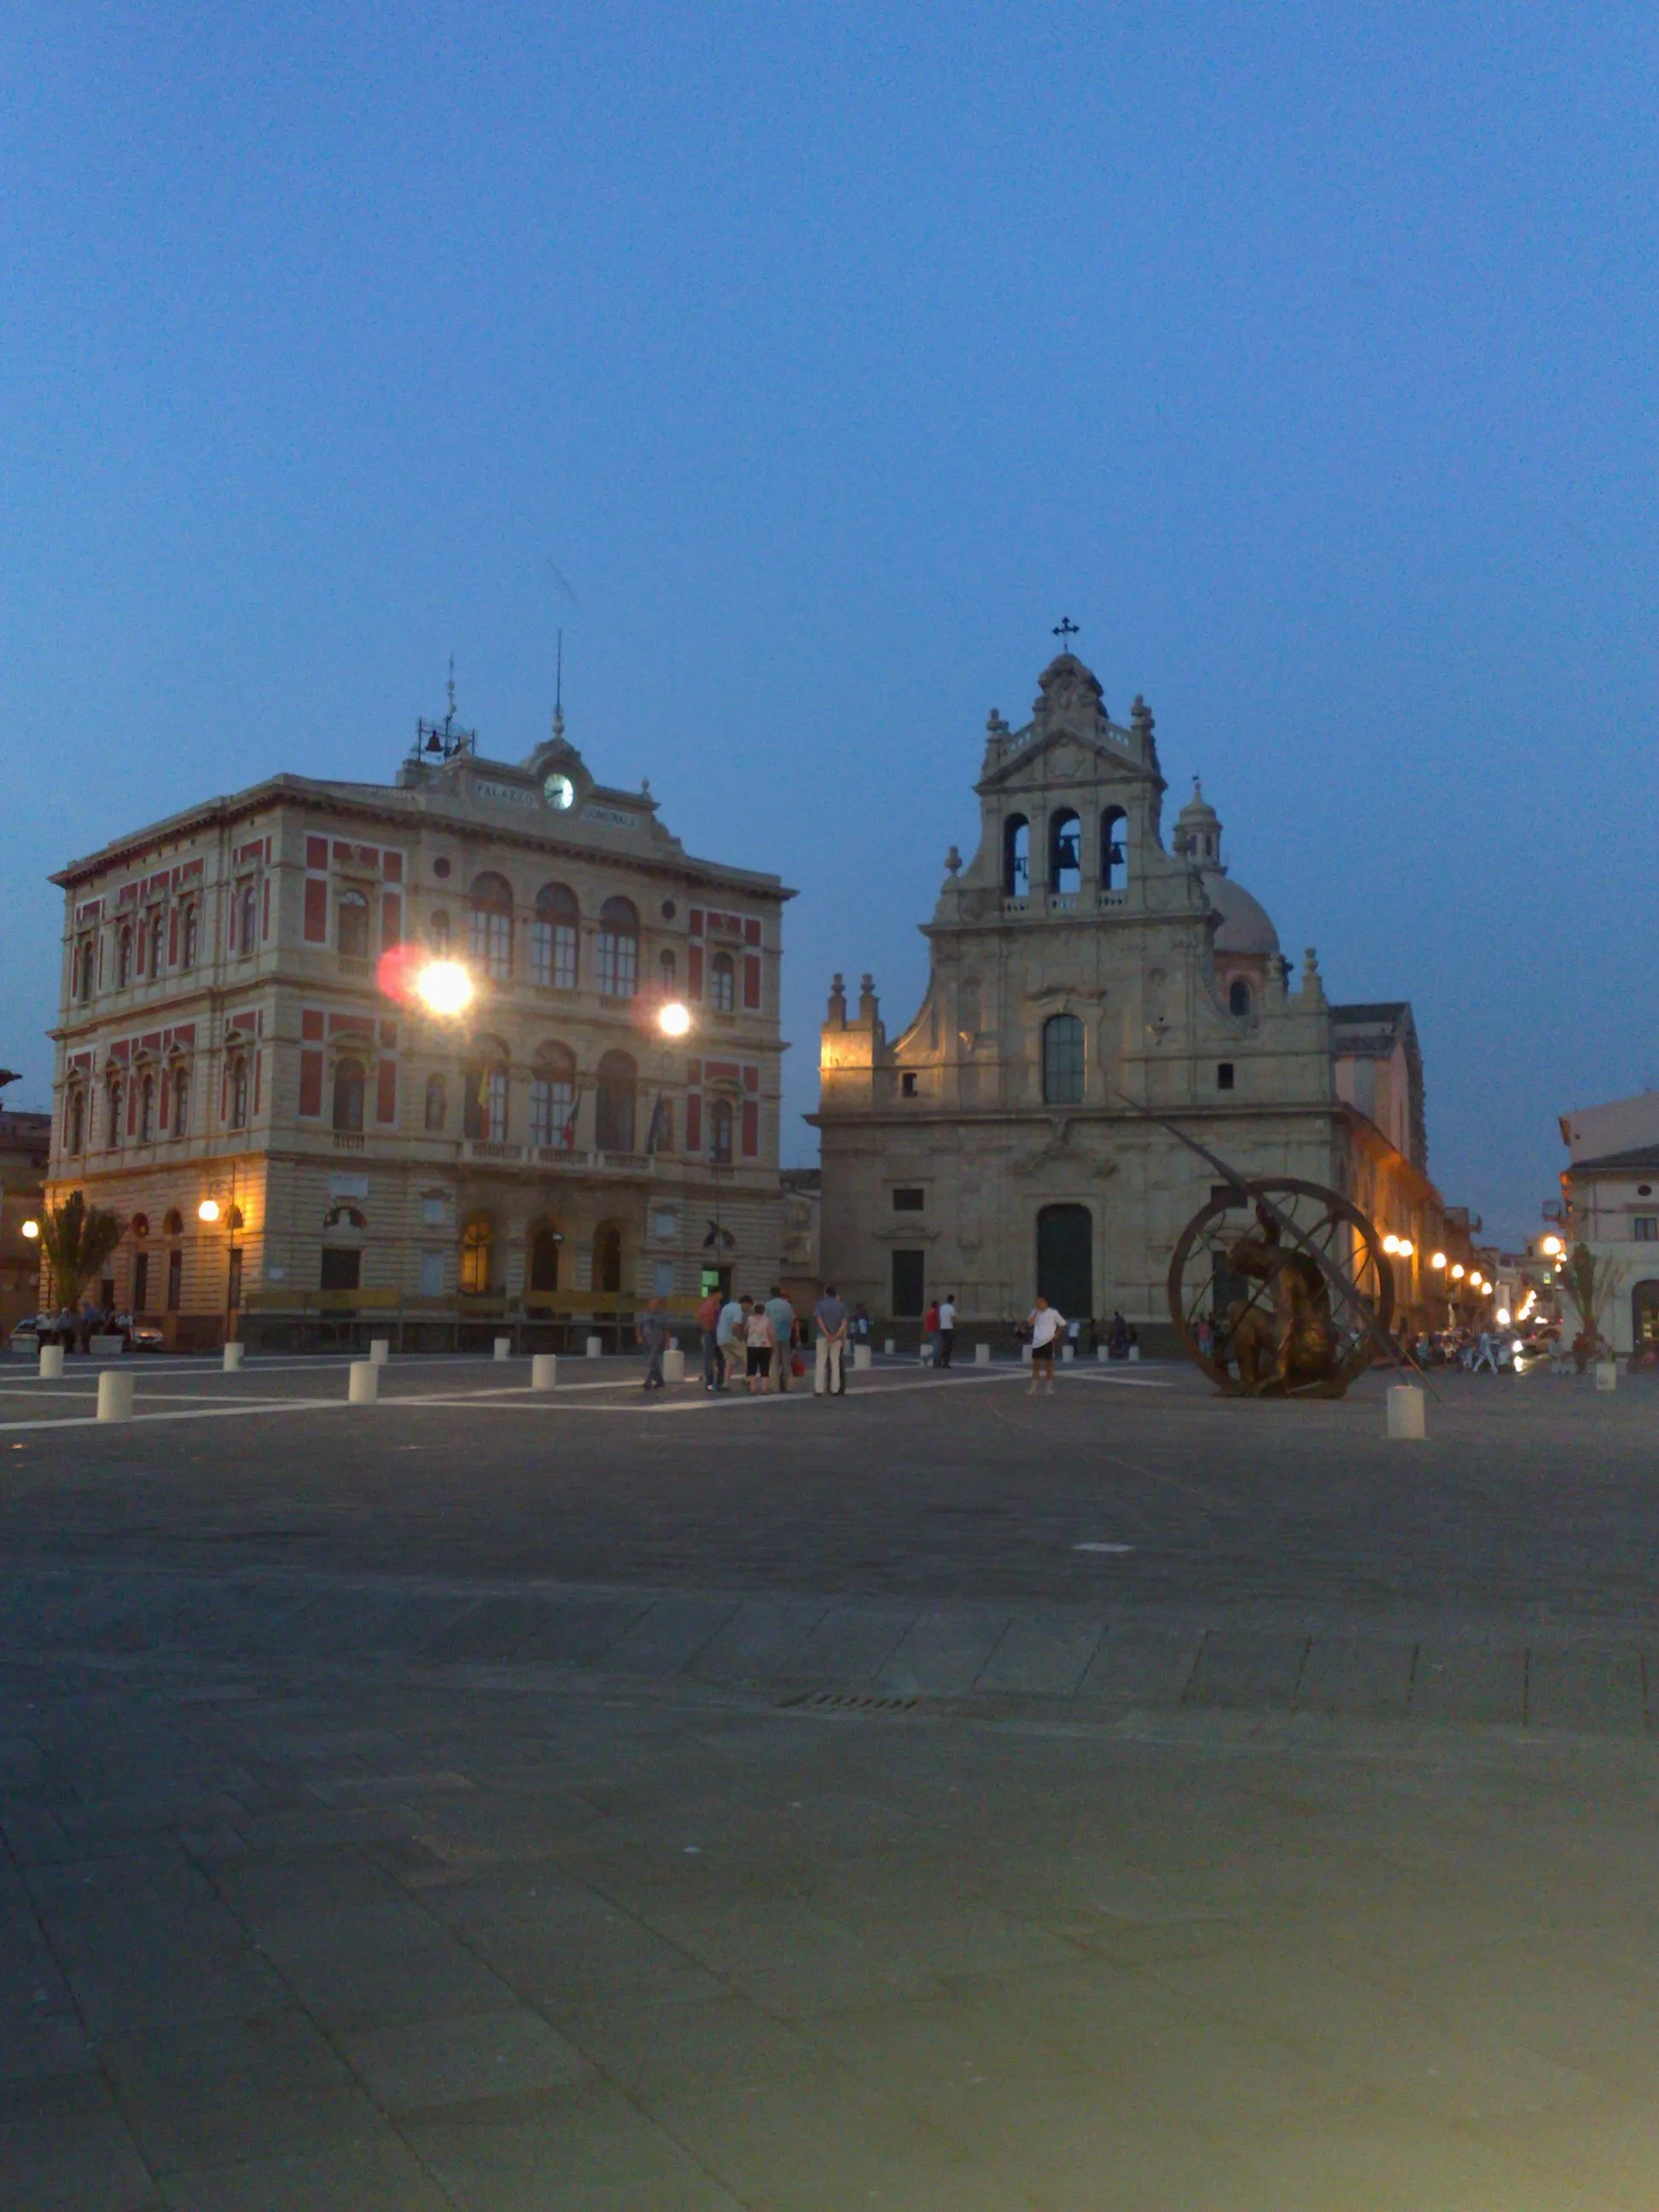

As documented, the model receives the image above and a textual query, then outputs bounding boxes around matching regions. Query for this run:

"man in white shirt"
[936,1295,957,1369]
[1026,1295,1064,1396]
[813,1285,849,1397]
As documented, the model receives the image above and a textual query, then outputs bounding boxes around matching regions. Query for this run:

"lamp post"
[197,1167,242,1346]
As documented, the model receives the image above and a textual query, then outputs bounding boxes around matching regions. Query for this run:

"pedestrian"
[716,1289,747,1392]
[851,1302,872,1349]
[1471,1328,1499,1375]
[637,1298,668,1391]
[1196,1315,1214,1362]
[1026,1295,1064,1396]
[936,1293,957,1369]
[744,1300,775,1394]
[764,1286,798,1392]
[696,1284,725,1393]
[813,1283,849,1397]
[55,1305,76,1353]
[922,1300,940,1365]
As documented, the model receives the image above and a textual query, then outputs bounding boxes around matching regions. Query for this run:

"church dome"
[1202,869,1282,957]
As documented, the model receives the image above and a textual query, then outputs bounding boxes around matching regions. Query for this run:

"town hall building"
[812,649,1458,1337]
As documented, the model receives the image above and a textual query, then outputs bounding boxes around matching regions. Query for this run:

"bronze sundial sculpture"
[1124,1098,1398,1399]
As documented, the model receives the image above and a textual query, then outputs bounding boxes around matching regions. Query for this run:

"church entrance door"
[1037,1204,1092,1321]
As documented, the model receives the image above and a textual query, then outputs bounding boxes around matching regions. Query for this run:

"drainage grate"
[777,1689,921,1714]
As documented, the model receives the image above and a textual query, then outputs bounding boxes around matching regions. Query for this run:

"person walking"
[744,1300,775,1394]
[637,1298,668,1392]
[813,1284,848,1396]
[716,1289,746,1392]
[936,1294,957,1369]
[696,1285,725,1393]
[922,1300,940,1366]
[1472,1328,1500,1375]
[1026,1295,1065,1396]
[764,1287,797,1392]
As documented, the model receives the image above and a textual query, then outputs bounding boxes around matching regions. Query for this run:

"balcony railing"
[465,1139,524,1162]
[332,1132,365,1150]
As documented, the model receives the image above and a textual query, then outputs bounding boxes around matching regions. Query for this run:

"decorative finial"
[1052,617,1080,649]
[552,629,565,742]
[641,777,651,798]
[446,655,457,720]
[1192,775,1202,800]
[944,845,962,876]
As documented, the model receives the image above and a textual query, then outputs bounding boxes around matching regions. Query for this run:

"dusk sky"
[3,3,1653,1240]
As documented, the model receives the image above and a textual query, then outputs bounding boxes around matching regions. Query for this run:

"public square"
[3,1352,1659,2210]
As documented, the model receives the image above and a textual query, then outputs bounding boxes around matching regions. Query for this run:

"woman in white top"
[743,1304,775,1394]
[1026,1296,1065,1395]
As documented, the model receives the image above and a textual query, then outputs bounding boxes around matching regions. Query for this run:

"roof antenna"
[552,629,565,742]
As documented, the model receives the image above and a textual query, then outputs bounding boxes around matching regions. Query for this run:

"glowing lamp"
[20,1218,39,1240]
[1496,1308,1511,1328]
[1382,1233,1400,1254]
[1540,1234,1563,1257]
[416,961,474,1016]
[1430,1250,1447,1270]
[198,1198,220,1224]
[1397,1239,1414,1259]
[658,1001,692,1039]
[1451,1263,1466,1279]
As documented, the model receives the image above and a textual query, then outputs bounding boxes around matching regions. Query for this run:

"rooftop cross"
[1051,616,1080,650]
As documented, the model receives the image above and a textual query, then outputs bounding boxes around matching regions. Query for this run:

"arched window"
[1101,807,1129,893]
[1049,809,1082,894]
[458,1216,492,1295]
[469,873,514,981]
[227,1056,251,1129]
[131,1213,149,1237]
[429,910,451,952]
[423,1074,446,1132]
[331,1057,364,1133]
[1043,1013,1085,1105]
[162,1208,183,1237]
[596,898,638,998]
[137,1073,155,1142]
[709,951,736,1014]
[181,904,199,968]
[595,1050,637,1153]
[1229,979,1252,1017]
[66,1090,84,1154]
[148,911,166,975]
[709,1097,734,1164]
[239,884,259,955]
[75,939,94,1004]
[107,1080,124,1147]
[338,889,370,958]
[172,1068,190,1138]
[463,1040,509,1142]
[116,927,133,987]
[530,883,579,989]
[659,948,678,996]
[530,1045,577,1150]
[527,1222,562,1293]
[1003,815,1030,898]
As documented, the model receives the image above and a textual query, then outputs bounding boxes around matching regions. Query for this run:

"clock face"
[542,772,575,811]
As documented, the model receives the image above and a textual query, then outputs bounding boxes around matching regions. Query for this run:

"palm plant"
[37,1191,124,1313]
[1562,1243,1615,1356]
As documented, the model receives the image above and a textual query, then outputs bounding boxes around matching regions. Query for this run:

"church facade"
[812,650,1455,1337]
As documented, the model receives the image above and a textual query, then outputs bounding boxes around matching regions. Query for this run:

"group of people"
[678,1285,805,1396]
[30,1302,127,1353]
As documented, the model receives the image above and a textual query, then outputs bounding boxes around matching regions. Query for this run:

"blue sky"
[3,3,1653,1237]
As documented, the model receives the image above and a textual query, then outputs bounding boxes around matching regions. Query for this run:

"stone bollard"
[586,1336,603,1359]
[96,1369,135,1423]
[1386,1383,1426,1440]
[493,1336,511,1362]
[975,1343,991,1365]
[853,1343,872,1371]
[38,1344,65,1381]
[1128,1344,1141,1364]
[348,1359,378,1405]
[1097,1344,1109,1364]
[663,1348,686,1383]
[369,1338,390,1365]
[1062,1344,1075,1364]
[1597,1359,1619,1392]
[532,1353,558,1391]
[919,1344,934,1365]
[884,1338,896,1357]
[223,1342,244,1372]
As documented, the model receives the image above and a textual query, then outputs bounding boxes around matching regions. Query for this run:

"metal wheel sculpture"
[1167,1177,1394,1398]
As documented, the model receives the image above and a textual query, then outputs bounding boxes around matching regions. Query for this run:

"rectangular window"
[891,1249,925,1318]
[1217,1062,1236,1091]
[320,1249,361,1291]
[132,1252,148,1313]
[529,919,579,989]
[166,1249,182,1312]
[900,1072,918,1097]
[652,1259,675,1297]
[470,907,512,981]
[597,931,637,998]
[1634,1216,1658,1242]
[419,1249,445,1296]
[530,1078,576,1149]
[892,1187,925,1212]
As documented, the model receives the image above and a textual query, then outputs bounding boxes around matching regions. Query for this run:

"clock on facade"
[542,772,575,810]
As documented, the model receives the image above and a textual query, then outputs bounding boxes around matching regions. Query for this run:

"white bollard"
[493,1336,511,1362]
[1097,1344,1110,1364]
[975,1343,991,1365]
[1021,1342,1033,1363]
[369,1338,389,1365]
[586,1336,603,1359]
[853,1343,872,1371]
[1062,1344,1075,1364]
[1386,1383,1426,1440]
[96,1369,134,1423]
[38,1344,64,1380]
[919,1344,934,1365]
[1128,1344,1141,1364]
[348,1359,378,1404]
[532,1353,558,1391]
[1597,1359,1618,1393]
[222,1342,244,1372]
[663,1347,686,1383]
[884,1337,896,1357]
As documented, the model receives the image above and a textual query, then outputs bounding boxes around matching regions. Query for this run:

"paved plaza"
[3,1352,1659,2208]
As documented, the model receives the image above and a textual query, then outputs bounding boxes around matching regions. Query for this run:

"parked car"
[128,1319,165,1353]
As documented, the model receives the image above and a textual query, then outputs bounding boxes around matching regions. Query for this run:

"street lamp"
[415,961,474,1017]
[1430,1250,1447,1270]
[198,1174,243,1343]
[658,1000,691,1039]
[20,1218,39,1241]
[1540,1234,1563,1257]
